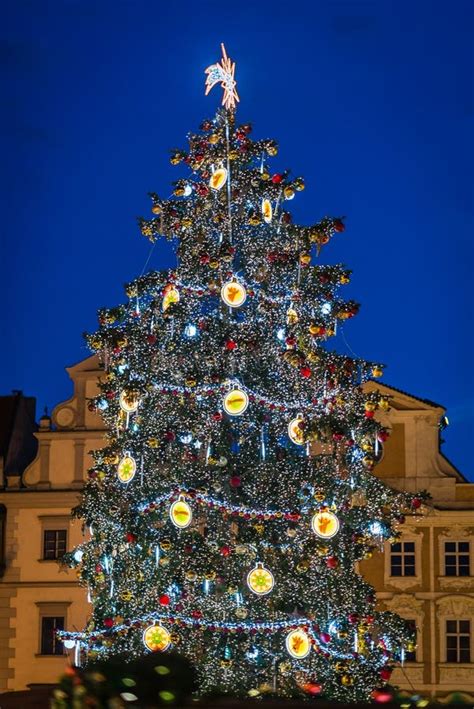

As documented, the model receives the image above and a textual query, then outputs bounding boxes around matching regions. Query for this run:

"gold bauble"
[159,557,169,567]
[341,675,353,687]
[205,570,217,580]
[235,607,248,619]
[208,133,220,144]
[185,570,197,582]
[160,540,171,551]
[372,366,383,378]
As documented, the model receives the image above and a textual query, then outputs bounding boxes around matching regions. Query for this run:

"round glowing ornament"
[247,562,274,596]
[162,284,180,312]
[169,496,193,529]
[143,624,171,652]
[262,198,273,224]
[285,628,311,659]
[221,279,247,308]
[223,387,249,417]
[119,390,140,414]
[117,455,137,484]
[311,510,340,539]
[288,414,305,446]
[209,167,228,191]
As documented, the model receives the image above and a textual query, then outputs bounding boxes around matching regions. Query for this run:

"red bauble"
[230,476,241,488]
[220,545,231,557]
[103,618,114,628]
[411,497,422,509]
[199,254,210,265]
[326,556,338,569]
[372,689,393,703]
[159,594,170,606]
[348,613,359,624]
[164,430,176,442]
[212,411,223,422]
[333,219,345,232]
[365,410,375,418]
[225,340,237,351]
[303,683,322,696]
[126,532,136,544]
[300,366,312,378]
[271,174,283,184]
[320,632,331,643]
[379,667,392,681]
[147,334,157,345]
[285,336,297,347]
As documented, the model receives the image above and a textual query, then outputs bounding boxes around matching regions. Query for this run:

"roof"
[368,379,445,410]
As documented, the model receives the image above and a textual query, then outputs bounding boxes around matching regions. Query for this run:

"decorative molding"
[439,665,474,684]
[383,593,424,617]
[386,577,421,591]
[439,526,473,540]
[436,595,474,618]
[391,666,424,685]
[438,576,473,591]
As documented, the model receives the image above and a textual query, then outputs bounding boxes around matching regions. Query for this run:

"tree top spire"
[204,43,239,112]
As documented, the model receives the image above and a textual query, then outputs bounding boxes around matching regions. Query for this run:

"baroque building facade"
[0,356,472,697]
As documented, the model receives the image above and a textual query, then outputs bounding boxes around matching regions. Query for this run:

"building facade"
[0,356,472,697]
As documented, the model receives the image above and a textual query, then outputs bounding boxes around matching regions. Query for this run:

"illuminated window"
[446,620,471,663]
[390,541,416,577]
[444,541,470,577]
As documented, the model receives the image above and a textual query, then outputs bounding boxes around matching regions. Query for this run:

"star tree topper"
[205,43,240,112]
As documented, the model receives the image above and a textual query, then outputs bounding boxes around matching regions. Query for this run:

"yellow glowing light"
[117,455,137,484]
[169,497,192,529]
[262,199,272,224]
[209,167,228,191]
[204,43,239,112]
[247,562,274,596]
[311,510,340,539]
[143,624,171,652]
[162,284,180,312]
[288,415,305,446]
[221,280,247,308]
[285,628,311,659]
[119,391,140,414]
[223,388,249,416]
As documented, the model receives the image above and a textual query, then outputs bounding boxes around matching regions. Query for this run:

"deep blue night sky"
[2,1,473,479]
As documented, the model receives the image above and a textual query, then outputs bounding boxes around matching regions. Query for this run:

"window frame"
[384,531,422,590]
[36,602,71,657]
[445,619,471,664]
[38,515,70,562]
[43,529,68,561]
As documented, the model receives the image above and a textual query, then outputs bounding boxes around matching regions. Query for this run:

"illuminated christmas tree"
[62,45,426,700]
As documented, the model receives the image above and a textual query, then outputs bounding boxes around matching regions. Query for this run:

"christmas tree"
[62,46,426,701]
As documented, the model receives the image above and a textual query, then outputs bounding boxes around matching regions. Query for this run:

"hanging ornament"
[311,510,340,539]
[288,414,305,446]
[285,628,311,659]
[262,198,272,224]
[221,278,247,308]
[117,455,137,484]
[119,390,140,414]
[223,386,249,416]
[169,496,193,529]
[143,624,171,652]
[162,284,180,312]
[286,306,299,325]
[209,167,228,191]
[247,562,274,596]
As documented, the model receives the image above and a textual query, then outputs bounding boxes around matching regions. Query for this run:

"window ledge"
[37,559,64,563]
[34,654,66,658]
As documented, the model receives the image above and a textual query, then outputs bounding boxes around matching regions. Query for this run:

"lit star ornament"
[205,43,239,112]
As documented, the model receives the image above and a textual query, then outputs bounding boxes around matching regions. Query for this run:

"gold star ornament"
[205,43,240,112]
